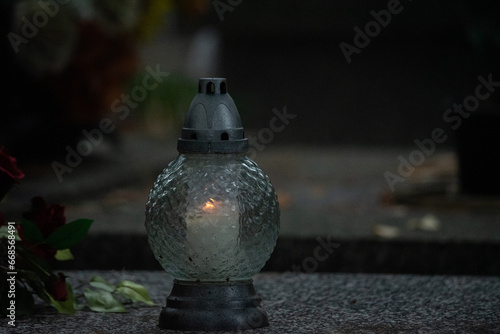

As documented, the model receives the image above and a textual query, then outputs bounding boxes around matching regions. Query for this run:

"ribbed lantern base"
[159,279,269,331]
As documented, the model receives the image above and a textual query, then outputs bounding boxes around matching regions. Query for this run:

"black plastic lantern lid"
[177,78,248,154]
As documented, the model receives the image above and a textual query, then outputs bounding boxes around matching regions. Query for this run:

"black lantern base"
[159,279,269,331]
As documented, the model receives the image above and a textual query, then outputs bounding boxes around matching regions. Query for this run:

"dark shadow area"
[53,234,500,276]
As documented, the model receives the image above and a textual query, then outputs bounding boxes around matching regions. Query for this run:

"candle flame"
[202,198,216,212]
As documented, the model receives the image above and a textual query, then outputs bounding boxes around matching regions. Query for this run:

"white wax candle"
[185,198,239,275]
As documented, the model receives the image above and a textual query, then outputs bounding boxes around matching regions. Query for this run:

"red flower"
[23,197,66,237]
[0,146,25,200]
[46,273,69,302]
[0,146,24,181]
[19,197,66,258]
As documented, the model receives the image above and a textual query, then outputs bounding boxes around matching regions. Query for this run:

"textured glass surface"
[145,153,280,281]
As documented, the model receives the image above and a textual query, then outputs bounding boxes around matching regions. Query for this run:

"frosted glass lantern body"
[145,153,279,281]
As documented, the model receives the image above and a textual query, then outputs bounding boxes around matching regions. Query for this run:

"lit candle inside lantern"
[203,198,216,211]
[185,196,239,278]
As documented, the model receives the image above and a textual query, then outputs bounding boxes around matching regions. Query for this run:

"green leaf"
[66,282,81,311]
[20,219,44,243]
[54,249,74,261]
[0,225,8,239]
[89,276,115,293]
[44,283,76,314]
[0,225,20,240]
[45,219,93,250]
[84,289,127,313]
[116,280,156,305]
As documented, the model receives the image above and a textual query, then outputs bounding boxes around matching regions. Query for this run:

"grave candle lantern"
[145,78,280,331]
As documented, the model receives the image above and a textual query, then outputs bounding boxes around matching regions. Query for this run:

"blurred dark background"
[2,0,500,153]
[0,0,499,275]
[215,0,499,147]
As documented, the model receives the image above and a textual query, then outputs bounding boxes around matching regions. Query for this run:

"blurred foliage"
[134,0,173,43]
[10,0,175,76]
[125,71,198,136]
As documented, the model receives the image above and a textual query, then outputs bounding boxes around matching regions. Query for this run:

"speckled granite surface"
[9,271,500,333]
